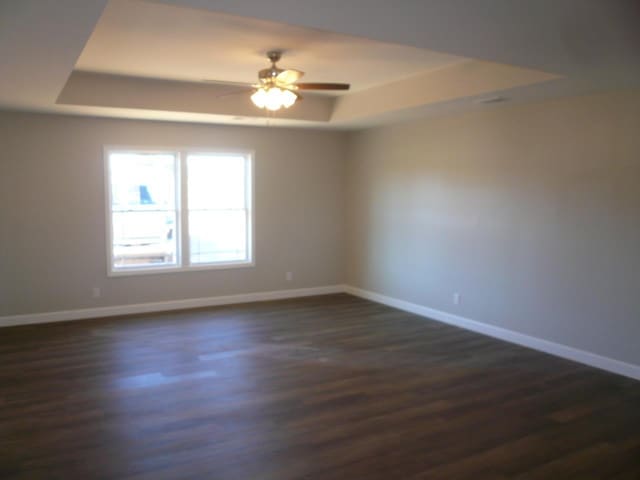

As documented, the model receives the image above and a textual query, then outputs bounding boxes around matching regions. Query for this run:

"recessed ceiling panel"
[76,0,464,92]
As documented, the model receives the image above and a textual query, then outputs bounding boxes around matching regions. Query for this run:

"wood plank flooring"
[1,293,639,479]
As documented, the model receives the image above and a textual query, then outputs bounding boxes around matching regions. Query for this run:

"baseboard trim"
[0,285,346,328]
[344,285,640,381]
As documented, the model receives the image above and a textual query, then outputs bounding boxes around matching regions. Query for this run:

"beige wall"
[0,112,346,316]
[2,91,639,368]
[346,90,640,365]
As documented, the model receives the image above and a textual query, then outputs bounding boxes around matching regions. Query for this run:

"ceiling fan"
[220,50,350,111]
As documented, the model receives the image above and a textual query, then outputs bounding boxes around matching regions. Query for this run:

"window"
[105,148,253,275]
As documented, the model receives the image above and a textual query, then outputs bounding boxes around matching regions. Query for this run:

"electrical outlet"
[453,292,460,305]
[92,287,101,298]
[285,272,293,282]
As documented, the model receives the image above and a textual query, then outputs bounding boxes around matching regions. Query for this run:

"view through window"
[106,149,253,274]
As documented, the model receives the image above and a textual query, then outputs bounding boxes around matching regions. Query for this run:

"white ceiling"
[0,0,638,129]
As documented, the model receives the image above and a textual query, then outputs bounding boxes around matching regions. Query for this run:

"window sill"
[107,260,255,277]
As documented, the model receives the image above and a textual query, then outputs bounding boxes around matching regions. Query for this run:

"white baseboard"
[0,285,345,328]
[344,285,640,381]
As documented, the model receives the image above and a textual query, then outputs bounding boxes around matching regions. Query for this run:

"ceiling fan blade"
[276,69,304,84]
[215,87,252,99]
[295,82,350,91]
[203,79,254,87]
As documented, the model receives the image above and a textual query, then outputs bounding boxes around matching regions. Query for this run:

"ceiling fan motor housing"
[258,67,283,83]
[258,50,285,84]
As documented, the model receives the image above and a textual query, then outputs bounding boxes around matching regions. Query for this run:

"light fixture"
[250,86,297,111]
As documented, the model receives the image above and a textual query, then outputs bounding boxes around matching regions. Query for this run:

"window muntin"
[106,148,253,275]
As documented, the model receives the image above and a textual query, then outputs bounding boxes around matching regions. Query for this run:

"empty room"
[1,0,639,478]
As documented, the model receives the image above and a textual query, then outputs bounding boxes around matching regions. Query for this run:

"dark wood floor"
[1,294,639,479]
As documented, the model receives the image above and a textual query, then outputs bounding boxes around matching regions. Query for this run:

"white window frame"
[104,146,255,277]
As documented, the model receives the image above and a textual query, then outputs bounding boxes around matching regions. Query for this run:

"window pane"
[189,210,247,264]
[187,153,250,266]
[112,211,177,268]
[109,152,178,270]
[110,153,176,211]
[187,154,246,210]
